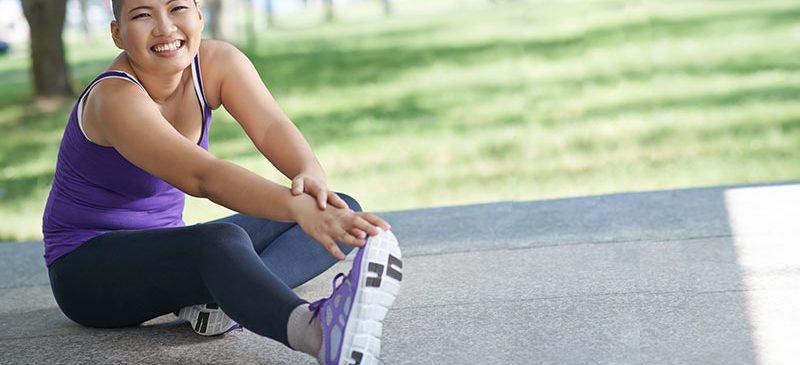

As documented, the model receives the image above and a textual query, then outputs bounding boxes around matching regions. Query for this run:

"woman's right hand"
[290,193,391,260]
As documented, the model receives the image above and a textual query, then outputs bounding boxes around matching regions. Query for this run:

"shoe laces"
[308,271,348,324]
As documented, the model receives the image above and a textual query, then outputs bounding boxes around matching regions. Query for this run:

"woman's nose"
[153,15,178,36]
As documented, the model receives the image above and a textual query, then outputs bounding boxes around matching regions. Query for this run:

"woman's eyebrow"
[128,5,152,14]
[128,0,183,14]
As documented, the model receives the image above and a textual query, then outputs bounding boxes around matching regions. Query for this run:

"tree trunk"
[323,0,335,23]
[245,0,257,48]
[20,0,73,98]
[205,0,236,42]
[206,0,223,39]
[265,0,274,28]
[78,0,91,37]
[382,0,392,16]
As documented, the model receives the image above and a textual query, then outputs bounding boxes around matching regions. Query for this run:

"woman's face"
[111,0,203,75]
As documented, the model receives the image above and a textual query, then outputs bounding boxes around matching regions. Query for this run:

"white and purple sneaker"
[309,229,403,365]
[178,303,241,336]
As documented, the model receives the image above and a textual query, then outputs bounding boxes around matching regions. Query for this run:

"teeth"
[153,40,182,53]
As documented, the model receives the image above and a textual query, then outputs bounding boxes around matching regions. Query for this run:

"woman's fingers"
[307,208,393,260]
[318,230,363,260]
[340,230,366,247]
[320,236,346,260]
[331,223,364,247]
[290,177,304,195]
[298,178,326,210]
[290,176,330,211]
[342,212,391,238]
[349,228,367,240]
[329,192,349,209]
[360,212,392,231]
[290,177,348,211]
[316,189,328,210]
[352,215,381,236]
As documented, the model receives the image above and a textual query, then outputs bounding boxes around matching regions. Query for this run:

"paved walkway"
[1,182,799,364]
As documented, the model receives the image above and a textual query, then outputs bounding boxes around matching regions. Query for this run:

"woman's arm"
[88,79,386,259]
[206,41,347,210]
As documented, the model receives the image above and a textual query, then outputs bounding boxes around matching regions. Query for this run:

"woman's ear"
[111,20,125,50]
[196,2,205,31]
[195,0,204,20]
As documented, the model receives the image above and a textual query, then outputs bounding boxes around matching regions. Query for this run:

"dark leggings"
[48,194,360,347]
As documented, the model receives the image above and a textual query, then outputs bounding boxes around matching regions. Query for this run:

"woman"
[42,1,402,364]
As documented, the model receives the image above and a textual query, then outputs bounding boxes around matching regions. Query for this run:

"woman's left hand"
[291,172,349,210]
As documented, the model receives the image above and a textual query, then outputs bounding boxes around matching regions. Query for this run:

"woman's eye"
[171,6,189,12]
[132,13,150,20]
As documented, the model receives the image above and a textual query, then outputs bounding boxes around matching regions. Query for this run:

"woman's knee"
[336,193,362,212]
[194,222,253,254]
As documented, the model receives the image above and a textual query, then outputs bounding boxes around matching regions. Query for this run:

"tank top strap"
[85,70,145,96]
[190,53,209,113]
[76,71,145,144]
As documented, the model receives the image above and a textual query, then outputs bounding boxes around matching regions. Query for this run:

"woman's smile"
[151,39,186,57]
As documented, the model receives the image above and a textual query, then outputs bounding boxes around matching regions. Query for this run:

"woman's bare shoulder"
[200,39,239,58]
[82,74,154,145]
[198,39,245,108]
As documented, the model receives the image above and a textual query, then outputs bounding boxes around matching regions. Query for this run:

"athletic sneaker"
[178,303,241,336]
[309,229,403,365]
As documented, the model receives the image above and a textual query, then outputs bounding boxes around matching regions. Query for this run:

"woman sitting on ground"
[42,1,402,364]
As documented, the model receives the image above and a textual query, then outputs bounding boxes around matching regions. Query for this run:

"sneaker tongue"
[308,299,326,322]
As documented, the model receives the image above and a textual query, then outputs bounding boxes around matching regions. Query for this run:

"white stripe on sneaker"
[178,303,239,336]
[340,230,403,365]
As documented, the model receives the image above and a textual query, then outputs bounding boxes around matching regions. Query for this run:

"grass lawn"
[1,0,799,240]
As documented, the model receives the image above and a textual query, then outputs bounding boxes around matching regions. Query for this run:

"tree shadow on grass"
[295,94,437,140]
[208,94,439,160]
[0,102,70,206]
[576,83,800,121]
[563,113,800,158]
[0,171,54,206]
[241,2,800,96]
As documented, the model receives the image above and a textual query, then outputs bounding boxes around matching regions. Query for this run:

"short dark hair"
[112,0,123,21]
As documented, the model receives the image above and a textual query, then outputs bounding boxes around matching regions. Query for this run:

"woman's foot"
[309,229,403,365]
[178,303,240,336]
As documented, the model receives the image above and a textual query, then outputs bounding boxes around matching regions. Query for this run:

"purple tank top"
[42,55,212,266]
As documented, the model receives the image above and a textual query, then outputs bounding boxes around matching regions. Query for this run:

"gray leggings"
[48,194,360,347]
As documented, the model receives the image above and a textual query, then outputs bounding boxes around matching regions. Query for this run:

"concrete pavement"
[1,182,799,364]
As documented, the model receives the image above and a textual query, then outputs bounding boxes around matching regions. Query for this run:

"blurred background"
[0,0,798,241]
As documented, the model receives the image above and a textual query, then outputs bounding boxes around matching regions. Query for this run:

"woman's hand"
[291,172,349,210]
[290,194,391,260]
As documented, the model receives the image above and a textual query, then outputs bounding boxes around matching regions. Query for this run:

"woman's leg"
[209,193,362,288]
[48,222,305,346]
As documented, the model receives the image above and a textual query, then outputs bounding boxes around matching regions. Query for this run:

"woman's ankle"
[287,304,323,357]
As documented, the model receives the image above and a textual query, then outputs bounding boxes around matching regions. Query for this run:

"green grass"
[1,0,799,240]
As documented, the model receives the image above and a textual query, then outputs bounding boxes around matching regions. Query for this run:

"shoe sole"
[178,303,239,336]
[339,229,403,365]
